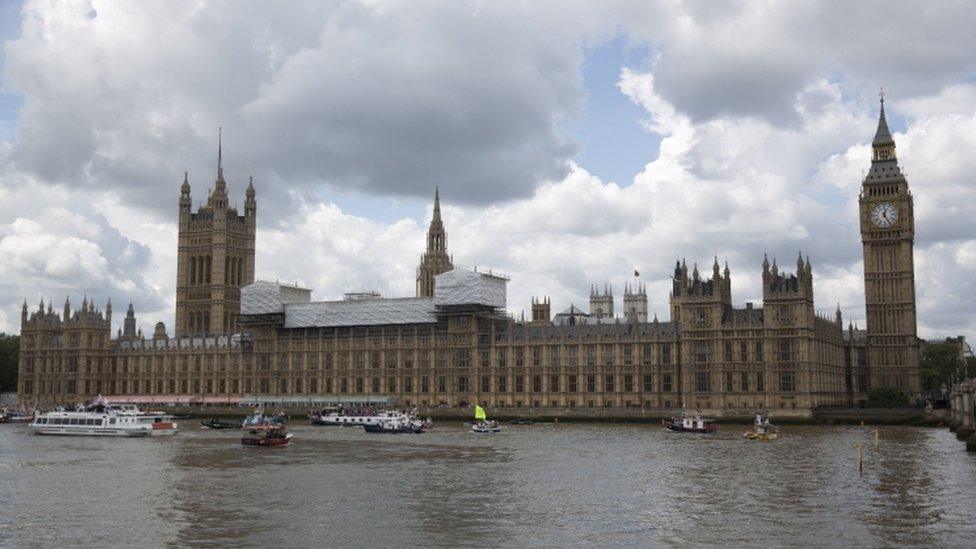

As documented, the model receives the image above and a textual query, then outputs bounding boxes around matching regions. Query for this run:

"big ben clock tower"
[859,93,920,394]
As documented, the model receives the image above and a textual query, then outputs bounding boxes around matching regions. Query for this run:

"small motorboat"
[510,417,534,425]
[743,412,779,441]
[472,420,502,434]
[1,407,34,424]
[664,413,717,433]
[243,407,286,428]
[201,418,243,430]
[470,405,501,434]
[241,425,292,447]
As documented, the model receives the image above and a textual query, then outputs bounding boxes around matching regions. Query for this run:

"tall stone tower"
[858,94,920,393]
[416,187,453,297]
[175,131,257,336]
[623,281,648,323]
[589,284,614,320]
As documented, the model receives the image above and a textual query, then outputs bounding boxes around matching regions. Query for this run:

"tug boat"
[201,418,244,430]
[743,412,779,441]
[241,424,292,447]
[31,397,177,437]
[363,415,430,434]
[471,405,501,434]
[664,413,717,434]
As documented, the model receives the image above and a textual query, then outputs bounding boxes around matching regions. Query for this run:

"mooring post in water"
[855,442,864,475]
[874,428,880,451]
[860,420,864,428]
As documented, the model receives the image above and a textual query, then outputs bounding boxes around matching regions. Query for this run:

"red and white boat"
[1,406,34,424]
[241,424,292,447]
[665,413,717,433]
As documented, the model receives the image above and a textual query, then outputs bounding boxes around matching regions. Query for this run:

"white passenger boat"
[309,407,413,427]
[32,401,178,437]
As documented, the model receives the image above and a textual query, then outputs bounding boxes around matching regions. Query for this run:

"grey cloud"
[3,1,603,216]
[645,1,976,125]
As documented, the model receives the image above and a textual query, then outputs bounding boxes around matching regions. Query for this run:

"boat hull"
[32,426,177,437]
[241,433,293,447]
[743,431,779,441]
[201,420,242,430]
[665,424,717,434]
[363,424,425,434]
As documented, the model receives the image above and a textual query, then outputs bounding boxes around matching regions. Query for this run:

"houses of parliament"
[16,100,921,415]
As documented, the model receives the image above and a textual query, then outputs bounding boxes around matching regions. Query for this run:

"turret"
[154,322,168,340]
[245,176,256,218]
[531,296,551,325]
[63,296,70,321]
[122,302,137,340]
[21,300,27,326]
[623,281,648,323]
[589,284,614,320]
[179,171,193,225]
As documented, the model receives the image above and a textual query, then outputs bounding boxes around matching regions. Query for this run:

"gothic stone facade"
[17,105,919,413]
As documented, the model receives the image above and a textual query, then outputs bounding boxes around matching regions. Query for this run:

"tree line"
[0,333,18,393]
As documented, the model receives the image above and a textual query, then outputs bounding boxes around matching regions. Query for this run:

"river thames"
[1,422,974,547]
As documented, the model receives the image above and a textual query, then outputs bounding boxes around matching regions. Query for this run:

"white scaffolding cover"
[241,280,311,315]
[241,269,505,328]
[284,298,436,328]
[434,269,507,308]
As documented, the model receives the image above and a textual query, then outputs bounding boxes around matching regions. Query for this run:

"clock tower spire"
[858,91,920,394]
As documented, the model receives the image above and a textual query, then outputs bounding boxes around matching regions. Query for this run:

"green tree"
[920,342,965,391]
[0,333,18,393]
[868,385,910,408]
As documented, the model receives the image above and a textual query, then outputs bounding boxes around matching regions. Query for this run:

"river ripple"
[1,423,974,548]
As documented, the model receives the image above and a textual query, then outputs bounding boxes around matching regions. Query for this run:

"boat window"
[110,418,116,425]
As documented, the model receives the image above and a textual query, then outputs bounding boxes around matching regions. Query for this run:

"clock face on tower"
[870,202,898,228]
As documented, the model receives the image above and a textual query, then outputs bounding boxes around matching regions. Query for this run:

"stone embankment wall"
[947,380,976,452]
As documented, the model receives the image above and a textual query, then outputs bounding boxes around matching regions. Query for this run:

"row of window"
[28,369,803,397]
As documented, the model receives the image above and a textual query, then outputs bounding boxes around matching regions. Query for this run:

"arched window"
[190,257,196,284]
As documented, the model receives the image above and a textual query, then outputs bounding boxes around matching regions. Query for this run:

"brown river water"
[1,422,974,547]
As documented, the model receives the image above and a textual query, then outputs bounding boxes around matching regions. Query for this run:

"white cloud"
[1,0,975,346]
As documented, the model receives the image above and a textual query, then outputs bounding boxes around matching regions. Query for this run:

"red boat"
[241,425,293,447]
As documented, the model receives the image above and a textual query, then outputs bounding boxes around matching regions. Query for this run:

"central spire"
[217,126,224,181]
[416,186,453,297]
[433,185,441,222]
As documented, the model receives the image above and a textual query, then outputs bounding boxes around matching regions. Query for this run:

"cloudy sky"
[0,0,974,340]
